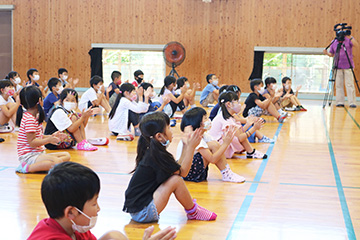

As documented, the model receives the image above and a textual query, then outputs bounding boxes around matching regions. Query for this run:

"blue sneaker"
[258,136,275,143]
[16,162,29,173]
[170,119,176,127]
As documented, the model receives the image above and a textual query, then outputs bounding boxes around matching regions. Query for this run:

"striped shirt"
[17,112,45,157]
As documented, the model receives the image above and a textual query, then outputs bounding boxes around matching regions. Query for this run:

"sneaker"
[285,106,296,111]
[170,119,176,127]
[87,137,109,146]
[278,112,288,123]
[116,134,134,141]
[0,123,14,133]
[247,149,267,159]
[77,140,98,151]
[336,104,345,107]
[0,138,4,143]
[294,106,301,111]
[258,136,275,143]
[222,170,246,183]
[134,128,141,137]
[299,105,307,111]
[350,104,357,108]
[16,162,29,173]
[186,199,217,221]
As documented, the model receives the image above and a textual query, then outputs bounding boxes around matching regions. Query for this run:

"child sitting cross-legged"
[280,76,307,111]
[177,107,246,183]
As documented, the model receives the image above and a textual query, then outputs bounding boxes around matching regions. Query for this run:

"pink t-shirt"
[17,111,45,157]
[208,113,239,141]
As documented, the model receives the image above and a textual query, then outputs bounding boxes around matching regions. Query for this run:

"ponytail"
[159,76,176,96]
[219,91,238,120]
[132,112,180,174]
[15,105,24,127]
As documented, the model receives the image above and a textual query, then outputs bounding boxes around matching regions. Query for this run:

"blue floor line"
[226,123,284,239]
[322,111,356,240]
[226,195,254,240]
[344,107,360,130]
[280,182,360,190]
[248,123,283,193]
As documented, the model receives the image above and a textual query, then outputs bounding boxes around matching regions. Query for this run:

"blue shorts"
[130,199,159,223]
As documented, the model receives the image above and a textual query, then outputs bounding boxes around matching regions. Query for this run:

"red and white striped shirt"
[17,111,45,157]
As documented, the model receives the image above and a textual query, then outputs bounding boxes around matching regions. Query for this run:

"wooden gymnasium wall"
[1,0,360,94]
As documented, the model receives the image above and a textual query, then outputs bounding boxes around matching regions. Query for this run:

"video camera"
[334,23,352,42]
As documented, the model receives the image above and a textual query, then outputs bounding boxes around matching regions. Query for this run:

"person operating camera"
[323,24,359,108]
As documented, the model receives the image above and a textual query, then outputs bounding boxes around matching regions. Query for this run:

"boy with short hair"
[132,69,144,87]
[78,75,111,113]
[280,76,307,111]
[243,79,288,123]
[43,78,63,118]
[26,68,46,97]
[200,74,220,107]
[28,162,177,240]
[107,71,122,107]
[58,68,79,89]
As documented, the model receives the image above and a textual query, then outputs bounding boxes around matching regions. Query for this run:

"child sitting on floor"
[175,77,200,109]
[45,88,108,151]
[177,107,246,183]
[108,83,150,141]
[0,79,19,133]
[78,75,111,113]
[208,91,267,159]
[243,79,288,122]
[43,78,63,119]
[123,112,217,223]
[15,86,70,173]
[262,77,287,115]
[280,76,307,111]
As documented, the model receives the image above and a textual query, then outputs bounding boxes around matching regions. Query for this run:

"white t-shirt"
[0,95,15,110]
[49,108,73,131]
[175,132,213,160]
[15,84,23,93]
[78,88,98,111]
[158,88,174,105]
[108,97,149,135]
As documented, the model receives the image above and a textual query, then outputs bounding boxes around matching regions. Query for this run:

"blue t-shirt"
[200,83,219,104]
[44,92,60,117]
[108,82,120,98]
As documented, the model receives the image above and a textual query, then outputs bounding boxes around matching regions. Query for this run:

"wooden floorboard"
[0,100,359,240]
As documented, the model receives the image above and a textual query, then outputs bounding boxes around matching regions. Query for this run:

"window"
[255,47,333,94]
[101,46,166,88]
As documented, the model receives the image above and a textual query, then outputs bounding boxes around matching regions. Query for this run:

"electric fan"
[163,42,186,77]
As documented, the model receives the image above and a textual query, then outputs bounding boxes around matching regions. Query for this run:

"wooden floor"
[1,100,360,240]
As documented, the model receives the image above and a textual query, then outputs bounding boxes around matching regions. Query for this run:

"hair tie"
[220,99,225,103]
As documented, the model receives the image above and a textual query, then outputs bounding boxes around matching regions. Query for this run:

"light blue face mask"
[160,134,170,148]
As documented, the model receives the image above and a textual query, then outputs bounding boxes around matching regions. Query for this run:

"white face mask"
[33,75,40,81]
[62,75,68,81]
[71,207,97,233]
[186,83,190,88]
[203,120,212,130]
[56,86,64,95]
[63,102,77,111]
[14,77,21,84]
[257,87,265,95]
[285,85,290,90]
[271,84,277,90]
[212,80,218,86]
[160,135,170,148]
[232,102,242,113]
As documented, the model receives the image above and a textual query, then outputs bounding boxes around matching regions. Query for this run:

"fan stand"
[169,63,180,78]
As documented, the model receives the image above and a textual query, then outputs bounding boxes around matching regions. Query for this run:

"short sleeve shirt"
[200,83,219,104]
[108,82,120,98]
[329,37,354,69]
[78,88,98,111]
[0,95,14,106]
[43,92,60,116]
[243,93,266,117]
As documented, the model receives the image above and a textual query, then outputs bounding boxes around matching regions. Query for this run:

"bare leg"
[153,175,194,214]
[98,231,128,240]
[266,102,281,119]
[255,130,264,140]
[70,116,85,142]
[0,111,10,125]
[234,130,253,152]
[290,95,300,106]
[100,96,111,112]
[206,141,227,171]
[27,152,70,173]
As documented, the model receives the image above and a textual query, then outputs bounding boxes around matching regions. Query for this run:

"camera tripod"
[323,39,360,108]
